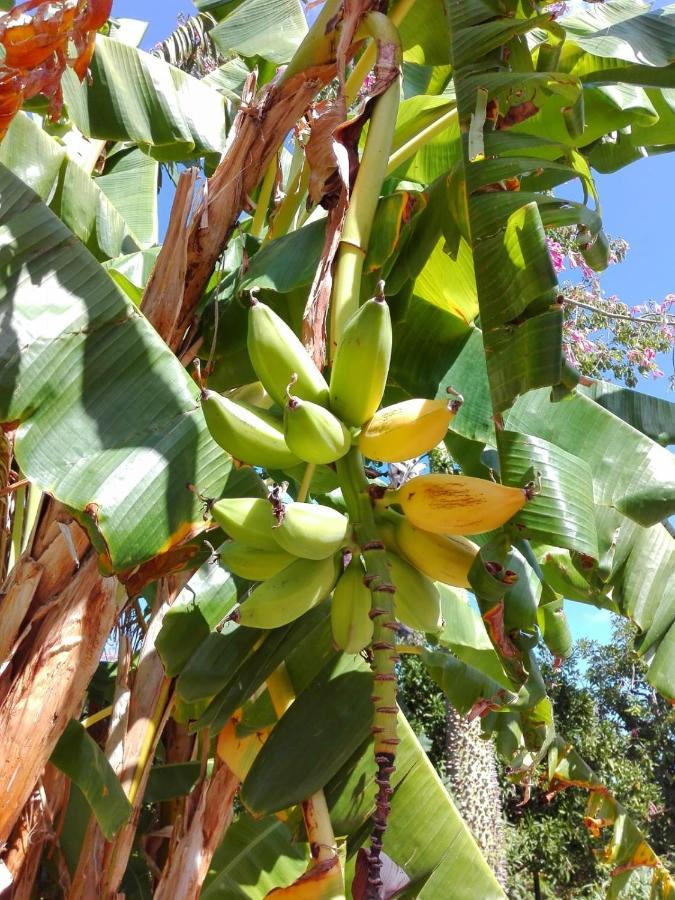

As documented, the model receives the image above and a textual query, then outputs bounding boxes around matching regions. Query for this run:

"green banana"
[247,299,329,407]
[201,389,300,469]
[387,551,443,635]
[219,541,295,581]
[210,498,278,551]
[330,559,373,653]
[237,555,339,629]
[538,599,573,659]
[329,291,392,426]
[284,382,351,465]
[273,502,350,560]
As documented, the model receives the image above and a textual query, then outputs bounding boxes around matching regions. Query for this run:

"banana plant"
[0,0,674,897]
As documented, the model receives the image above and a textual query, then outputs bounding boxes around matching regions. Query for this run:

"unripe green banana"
[273,502,350,560]
[225,381,273,409]
[284,379,351,465]
[331,559,373,653]
[329,291,392,426]
[247,299,329,407]
[219,541,295,581]
[201,389,300,469]
[210,498,278,551]
[387,551,443,634]
[237,555,339,629]
[538,599,573,659]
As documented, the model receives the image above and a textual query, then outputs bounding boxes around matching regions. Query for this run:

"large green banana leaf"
[62,35,230,161]
[581,381,675,445]
[0,164,259,572]
[210,0,307,65]
[0,114,157,260]
[202,814,309,898]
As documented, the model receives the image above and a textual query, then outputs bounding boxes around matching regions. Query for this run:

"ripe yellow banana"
[359,397,459,463]
[210,497,278,551]
[247,299,329,407]
[219,541,295,581]
[385,473,531,535]
[284,383,351,465]
[329,291,392,426]
[273,502,351,560]
[237,555,339,629]
[395,518,478,588]
[216,709,272,780]
[387,552,443,634]
[201,389,300,469]
[330,560,373,653]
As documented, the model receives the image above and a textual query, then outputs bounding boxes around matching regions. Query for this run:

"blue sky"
[110,0,673,646]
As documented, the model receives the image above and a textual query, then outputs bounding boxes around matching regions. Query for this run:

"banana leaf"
[62,35,229,161]
[210,0,308,65]
[0,114,154,261]
[50,720,131,840]
[202,814,309,898]
[580,381,675,445]
[0,164,260,572]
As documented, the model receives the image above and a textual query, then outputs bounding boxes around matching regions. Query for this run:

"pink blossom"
[642,347,656,363]
[546,238,565,273]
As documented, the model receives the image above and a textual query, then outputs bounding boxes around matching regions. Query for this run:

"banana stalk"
[336,448,399,897]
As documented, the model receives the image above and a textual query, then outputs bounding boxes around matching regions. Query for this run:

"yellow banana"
[329,291,392,426]
[330,560,373,653]
[273,502,351,560]
[248,299,329,407]
[216,709,272,780]
[387,552,443,634]
[359,397,459,463]
[210,497,278,551]
[219,541,295,581]
[384,473,531,535]
[201,389,300,469]
[237,556,339,629]
[395,518,478,589]
[284,382,351,465]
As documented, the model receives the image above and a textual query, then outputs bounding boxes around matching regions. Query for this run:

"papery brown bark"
[2,765,69,900]
[152,761,239,900]
[172,65,337,352]
[98,579,182,897]
[68,636,131,900]
[0,552,117,845]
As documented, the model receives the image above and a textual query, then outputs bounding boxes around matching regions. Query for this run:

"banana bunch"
[199,292,537,655]
[201,292,461,471]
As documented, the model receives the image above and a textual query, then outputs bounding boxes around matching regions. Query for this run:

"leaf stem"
[250,155,277,240]
[330,13,402,358]
[266,161,309,242]
[387,105,458,175]
[297,463,316,503]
